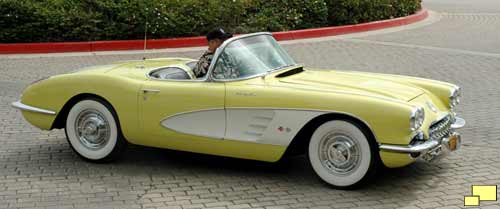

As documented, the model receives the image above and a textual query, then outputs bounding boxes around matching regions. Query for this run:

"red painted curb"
[273,9,428,41]
[0,9,428,54]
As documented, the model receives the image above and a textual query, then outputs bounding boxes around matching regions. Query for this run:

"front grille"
[429,115,452,140]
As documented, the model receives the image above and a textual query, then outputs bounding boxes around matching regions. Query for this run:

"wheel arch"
[51,93,119,130]
[283,112,378,158]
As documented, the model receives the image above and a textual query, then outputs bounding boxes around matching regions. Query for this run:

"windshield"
[211,34,296,80]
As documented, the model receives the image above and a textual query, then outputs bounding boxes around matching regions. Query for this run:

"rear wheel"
[308,120,379,189]
[65,98,126,162]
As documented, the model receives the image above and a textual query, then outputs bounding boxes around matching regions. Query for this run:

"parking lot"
[1,0,500,208]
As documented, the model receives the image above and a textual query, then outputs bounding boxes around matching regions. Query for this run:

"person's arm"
[193,53,211,78]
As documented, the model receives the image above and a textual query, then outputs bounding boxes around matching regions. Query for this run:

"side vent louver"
[243,113,274,140]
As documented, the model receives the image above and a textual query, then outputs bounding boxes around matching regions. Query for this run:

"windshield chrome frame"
[206,32,295,82]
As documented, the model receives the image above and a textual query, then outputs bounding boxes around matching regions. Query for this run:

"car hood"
[274,69,425,102]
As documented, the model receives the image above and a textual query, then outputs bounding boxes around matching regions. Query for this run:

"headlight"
[410,107,425,131]
[449,87,461,108]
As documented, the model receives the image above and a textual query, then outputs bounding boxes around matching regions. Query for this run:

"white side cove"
[161,109,226,139]
[161,108,324,146]
[225,109,275,143]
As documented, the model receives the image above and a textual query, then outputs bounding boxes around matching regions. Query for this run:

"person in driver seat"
[193,28,233,78]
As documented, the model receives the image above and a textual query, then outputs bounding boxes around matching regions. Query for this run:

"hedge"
[0,0,421,43]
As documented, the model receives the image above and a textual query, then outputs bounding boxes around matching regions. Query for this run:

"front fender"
[20,76,69,130]
[19,73,144,143]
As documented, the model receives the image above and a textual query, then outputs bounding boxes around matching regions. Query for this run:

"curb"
[0,9,428,54]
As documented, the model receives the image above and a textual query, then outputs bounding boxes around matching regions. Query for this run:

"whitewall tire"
[308,120,378,189]
[65,98,126,162]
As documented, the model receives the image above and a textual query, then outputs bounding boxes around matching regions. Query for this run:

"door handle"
[142,89,160,94]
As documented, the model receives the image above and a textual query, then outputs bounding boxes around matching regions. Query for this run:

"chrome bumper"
[379,117,465,162]
[11,101,56,115]
[451,117,465,129]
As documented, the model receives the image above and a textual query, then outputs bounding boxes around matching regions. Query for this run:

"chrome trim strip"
[160,108,225,122]
[159,107,379,144]
[379,140,439,153]
[11,101,56,115]
[451,117,465,129]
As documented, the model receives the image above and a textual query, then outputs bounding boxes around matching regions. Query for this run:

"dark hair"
[206,28,233,41]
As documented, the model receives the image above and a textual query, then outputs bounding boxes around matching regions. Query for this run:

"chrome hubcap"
[75,109,110,150]
[319,133,361,175]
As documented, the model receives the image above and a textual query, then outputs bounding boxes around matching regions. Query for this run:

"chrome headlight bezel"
[410,107,425,131]
[449,87,461,109]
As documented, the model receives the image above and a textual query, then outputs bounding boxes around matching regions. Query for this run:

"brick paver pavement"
[1,1,500,209]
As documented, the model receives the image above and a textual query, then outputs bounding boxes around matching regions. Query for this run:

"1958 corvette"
[12,32,465,188]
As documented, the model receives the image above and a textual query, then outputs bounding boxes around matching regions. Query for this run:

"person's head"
[206,28,232,52]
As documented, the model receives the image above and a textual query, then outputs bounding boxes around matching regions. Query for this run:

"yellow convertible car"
[12,32,465,188]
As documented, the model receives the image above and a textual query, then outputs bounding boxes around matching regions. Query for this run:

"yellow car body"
[13,33,464,177]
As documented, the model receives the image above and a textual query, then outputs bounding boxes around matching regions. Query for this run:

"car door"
[140,79,225,146]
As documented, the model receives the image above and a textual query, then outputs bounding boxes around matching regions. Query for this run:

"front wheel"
[65,98,126,162]
[308,120,379,189]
